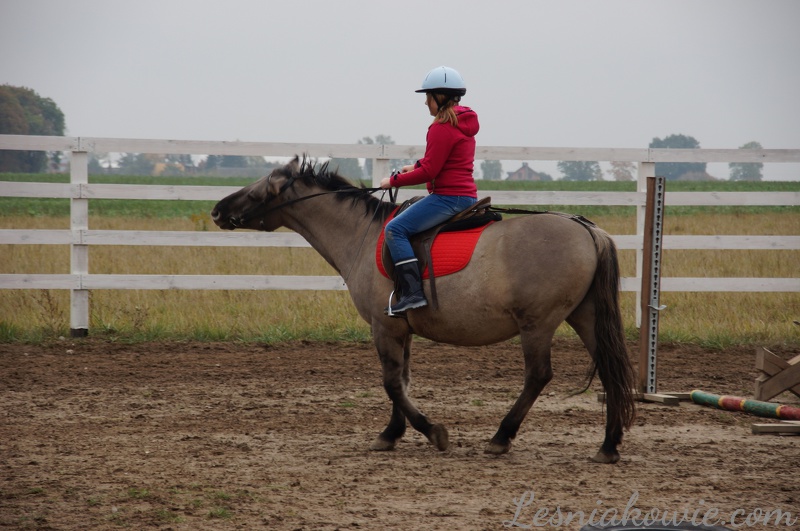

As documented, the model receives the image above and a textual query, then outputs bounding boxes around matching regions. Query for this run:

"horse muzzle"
[210,208,238,230]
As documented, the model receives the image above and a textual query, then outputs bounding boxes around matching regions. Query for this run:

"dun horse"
[212,157,635,463]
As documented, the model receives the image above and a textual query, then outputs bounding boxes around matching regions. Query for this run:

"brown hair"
[427,93,459,127]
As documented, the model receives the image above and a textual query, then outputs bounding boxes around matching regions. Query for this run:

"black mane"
[286,157,395,221]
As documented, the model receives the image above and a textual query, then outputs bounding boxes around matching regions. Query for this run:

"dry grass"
[1,213,798,346]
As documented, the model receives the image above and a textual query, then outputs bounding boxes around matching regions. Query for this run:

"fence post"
[371,144,390,188]
[635,160,655,327]
[70,148,89,337]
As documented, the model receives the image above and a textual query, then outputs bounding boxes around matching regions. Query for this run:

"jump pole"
[690,390,800,420]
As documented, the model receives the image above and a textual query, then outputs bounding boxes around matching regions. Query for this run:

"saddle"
[377,196,501,309]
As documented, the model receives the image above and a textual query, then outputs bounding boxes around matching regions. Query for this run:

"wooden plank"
[0,274,349,291]
[755,347,800,400]
[660,278,800,292]
[755,362,800,402]
[667,191,799,207]
[598,391,697,404]
[662,235,800,250]
[657,392,694,401]
[0,134,79,151]
[82,230,310,247]
[0,230,72,245]
[484,190,643,206]
[2,183,797,211]
[649,148,800,163]
[82,183,242,201]
[473,146,652,162]
[83,137,385,158]
[642,393,680,405]
[0,274,79,289]
[756,347,787,372]
[78,274,348,291]
[751,423,800,435]
[0,274,795,295]
[4,230,795,253]
[0,182,73,198]
[2,135,799,163]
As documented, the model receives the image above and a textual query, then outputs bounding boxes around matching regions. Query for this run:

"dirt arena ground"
[1,338,798,530]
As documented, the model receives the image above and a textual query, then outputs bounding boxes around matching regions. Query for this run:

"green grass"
[1,173,798,346]
[1,172,797,219]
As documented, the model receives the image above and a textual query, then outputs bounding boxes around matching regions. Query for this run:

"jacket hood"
[454,106,479,137]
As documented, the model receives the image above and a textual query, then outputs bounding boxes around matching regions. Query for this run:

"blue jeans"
[385,194,477,263]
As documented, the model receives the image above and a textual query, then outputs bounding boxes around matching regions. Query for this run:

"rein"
[235,173,396,285]
[233,172,387,229]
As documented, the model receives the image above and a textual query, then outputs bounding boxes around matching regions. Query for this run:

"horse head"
[211,157,301,232]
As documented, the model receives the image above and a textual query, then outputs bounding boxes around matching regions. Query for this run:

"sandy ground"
[1,338,798,530]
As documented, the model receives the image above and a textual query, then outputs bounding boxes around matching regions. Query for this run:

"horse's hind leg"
[370,330,448,452]
[567,299,626,464]
[486,327,554,455]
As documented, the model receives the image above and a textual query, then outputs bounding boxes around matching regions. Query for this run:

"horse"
[211,157,635,463]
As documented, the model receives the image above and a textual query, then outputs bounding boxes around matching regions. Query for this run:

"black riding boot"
[386,259,428,316]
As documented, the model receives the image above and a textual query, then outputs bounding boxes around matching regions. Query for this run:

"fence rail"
[1,134,798,336]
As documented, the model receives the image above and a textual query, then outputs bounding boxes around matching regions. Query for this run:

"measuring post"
[638,176,666,394]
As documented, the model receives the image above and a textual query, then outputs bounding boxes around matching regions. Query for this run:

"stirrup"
[385,289,398,317]
[387,293,428,316]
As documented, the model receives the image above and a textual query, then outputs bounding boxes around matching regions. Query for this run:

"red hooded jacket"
[390,106,479,197]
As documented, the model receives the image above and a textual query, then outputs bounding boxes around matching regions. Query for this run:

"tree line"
[0,85,765,181]
[0,85,65,172]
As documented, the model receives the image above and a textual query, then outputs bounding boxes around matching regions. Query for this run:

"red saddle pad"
[376,211,493,280]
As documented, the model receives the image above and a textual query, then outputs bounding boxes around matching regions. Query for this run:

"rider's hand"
[401,164,414,173]
[379,177,392,189]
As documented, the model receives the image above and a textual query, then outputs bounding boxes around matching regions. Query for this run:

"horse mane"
[284,156,395,221]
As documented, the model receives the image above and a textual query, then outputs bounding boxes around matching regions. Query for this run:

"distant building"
[506,162,546,181]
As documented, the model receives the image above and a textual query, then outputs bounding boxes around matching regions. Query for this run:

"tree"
[88,153,104,174]
[0,85,65,172]
[329,158,363,180]
[729,141,764,181]
[221,155,248,168]
[117,153,155,175]
[480,160,503,180]
[649,134,706,181]
[358,135,413,178]
[204,155,221,170]
[607,161,636,181]
[557,160,602,181]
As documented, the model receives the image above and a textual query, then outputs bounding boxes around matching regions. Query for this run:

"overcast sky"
[2,0,798,180]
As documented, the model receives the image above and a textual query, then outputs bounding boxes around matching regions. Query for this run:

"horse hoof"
[484,441,511,455]
[591,450,620,464]
[428,424,449,451]
[369,437,397,451]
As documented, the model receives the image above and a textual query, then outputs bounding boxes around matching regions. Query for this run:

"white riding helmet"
[415,66,467,97]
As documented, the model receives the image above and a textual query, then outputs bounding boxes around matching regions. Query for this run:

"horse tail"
[588,228,636,434]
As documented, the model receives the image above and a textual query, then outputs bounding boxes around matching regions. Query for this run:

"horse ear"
[287,156,300,174]
[263,169,283,196]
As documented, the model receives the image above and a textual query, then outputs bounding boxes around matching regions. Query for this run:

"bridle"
[227,173,396,283]
[230,171,398,230]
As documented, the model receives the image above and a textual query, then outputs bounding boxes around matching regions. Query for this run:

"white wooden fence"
[1,135,798,336]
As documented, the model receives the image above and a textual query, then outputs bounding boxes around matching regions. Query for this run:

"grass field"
[1,173,798,346]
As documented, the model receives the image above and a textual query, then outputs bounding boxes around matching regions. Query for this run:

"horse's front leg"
[370,325,448,451]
